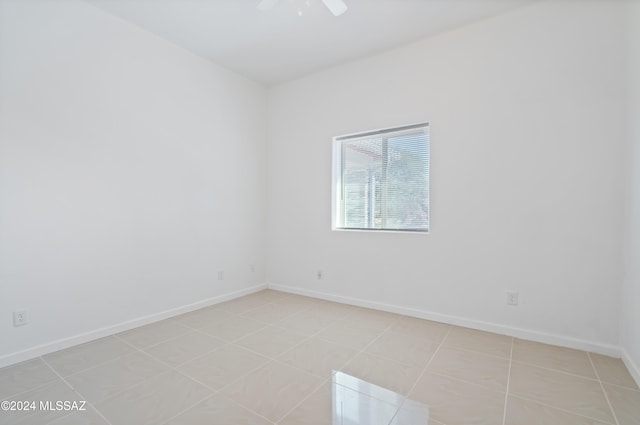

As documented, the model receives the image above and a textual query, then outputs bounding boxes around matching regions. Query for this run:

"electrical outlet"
[218,270,224,281]
[13,310,28,327]
[317,269,323,280]
[250,264,255,273]
[506,291,519,306]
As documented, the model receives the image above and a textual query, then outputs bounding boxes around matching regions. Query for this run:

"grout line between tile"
[344,317,403,365]
[386,325,452,425]
[34,337,138,382]
[439,342,511,361]
[276,315,403,423]
[189,327,231,342]
[405,325,452,396]
[146,355,226,395]
[82,362,246,425]
[118,339,245,396]
[116,320,270,369]
[152,392,220,425]
[423,369,508,394]
[271,336,360,380]
[160,325,317,398]
[147,338,231,368]
[205,340,326,423]
[39,355,115,425]
[0,368,59,401]
[602,380,640,392]
[396,365,617,425]
[208,336,327,423]
[344,315,416,424]
[588,352,621,425]
[44,404,113,425]
[148,334,255,372]
[507,393,617,425]
[73,337,224,408]
[196,322,269,344]
[59,350,147,380]
[115,321,194,349]
[226,310,318,352]
[509,358,600,382]
[501,337,514,425]
[273,377,330,424]
[236,302,305,324]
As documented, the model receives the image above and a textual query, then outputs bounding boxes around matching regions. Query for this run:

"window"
[332,123,430,232]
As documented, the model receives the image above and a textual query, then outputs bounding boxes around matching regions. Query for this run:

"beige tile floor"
[1,289,639,425]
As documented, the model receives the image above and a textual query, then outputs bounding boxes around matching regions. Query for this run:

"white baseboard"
[268,282,622,358]
[621,349,640,388]
[0,283,267,369]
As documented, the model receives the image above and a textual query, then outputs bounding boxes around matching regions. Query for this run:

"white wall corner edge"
[0,282,268,369]
[621,348,640,389]
[267,282,623,359]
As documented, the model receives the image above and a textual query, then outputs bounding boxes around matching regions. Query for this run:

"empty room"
[1,0,639,424]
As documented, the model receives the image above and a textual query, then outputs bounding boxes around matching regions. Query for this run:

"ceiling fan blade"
[321,0,347,16]
[257,0,279,11]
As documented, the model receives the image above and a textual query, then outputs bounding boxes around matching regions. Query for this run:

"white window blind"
[332,123,430,232]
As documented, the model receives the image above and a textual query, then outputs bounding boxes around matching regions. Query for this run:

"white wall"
[0,0,267,364]
[267,1,628,351]
[622,0,640,380]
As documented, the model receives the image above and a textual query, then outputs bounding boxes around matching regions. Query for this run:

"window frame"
[331,123,430,234]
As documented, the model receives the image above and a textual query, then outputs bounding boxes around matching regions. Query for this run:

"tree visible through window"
[332,123,429,232]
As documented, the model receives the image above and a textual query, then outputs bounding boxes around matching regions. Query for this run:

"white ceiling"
[86,0,535,85]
